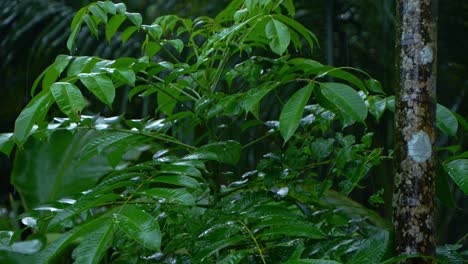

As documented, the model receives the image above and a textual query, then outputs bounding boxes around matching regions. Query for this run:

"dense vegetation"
[0,0,466,263]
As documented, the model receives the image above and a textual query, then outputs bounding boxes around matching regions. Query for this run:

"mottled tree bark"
[393,0,437,263]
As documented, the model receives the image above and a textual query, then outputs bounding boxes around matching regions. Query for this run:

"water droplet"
[241,170,257,179]
[33,206,62,212]
[21,217,37,228]
[58,198,76,204]
[141,252,164,261]
[276,187,289,198]
[95,123,109,130]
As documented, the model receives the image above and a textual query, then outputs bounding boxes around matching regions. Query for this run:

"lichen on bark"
[393,0,437,263]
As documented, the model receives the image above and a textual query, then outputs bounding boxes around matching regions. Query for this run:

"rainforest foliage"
[0,0,466,263]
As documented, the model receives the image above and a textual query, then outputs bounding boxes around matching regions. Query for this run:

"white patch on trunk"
[407,130,432,163]
[419,45,433,65]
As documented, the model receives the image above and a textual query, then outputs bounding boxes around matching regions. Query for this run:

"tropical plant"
[0,0,466,263]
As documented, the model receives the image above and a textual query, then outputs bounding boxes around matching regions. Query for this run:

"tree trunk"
[393,0,437,263]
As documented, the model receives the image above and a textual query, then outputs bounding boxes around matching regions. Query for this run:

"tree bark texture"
[393,0,437,263]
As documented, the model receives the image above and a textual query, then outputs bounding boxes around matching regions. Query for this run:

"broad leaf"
[365,78,384,94]
[98,1,116,15]
[113,205,161,250]
[194,236,246,263]
[78,73,115,106]
[105,14,126,42]
[348,230,390,264]
[168,39,184,54]
[218,250,250,264]
[82,14,99,37]
[48,194,120,230]
[240,84,278,118]
[125,12,142,27]
[74,219,114,264]
[183,141,241,165]
[283,260,341,264]
[13,90,54,145]
[279,83,314,142]
[444,159,468,194]
[150,175,200,189]
[271,14,317,49]
[0,133,14,157]
[436,104,458,136]
[42,55,73,93]
[11,131,112,209]
[259,224,325,239]
[143,24,163,40]
[37,216,111,263]
[67,7,87,51]
[89,4,108,24]
[50,82,86,121]
[114,68,135,86]
[142,188,195,206]
[67,57,98,76]
[319,82,367,125]
[266,18,290,55]
[121,26,139,44]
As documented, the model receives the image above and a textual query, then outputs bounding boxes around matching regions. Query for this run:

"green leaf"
[37,216,111,263]
[67,7,87,51]
[279,83,314,142]
[436,165,456,208]
[444,159,468,194]
[266,18,291,55]
[82,14,99,38]
[319,82,367,125]
[348,230,390,264]
[218,250,250,264]
[89,4,107,24]
[184,141,242,165]
[157,85,180,115]
[0,133,14,157]
[13,90,54,145]
[121,26,138,43]
[150,175,200,189]
[271,14,317,50]
[114,68,135,86]
[159,164,202,178]
[48,194,120,230]
[11,131,113,209]
[42,55,73,93]
[259,224,325,239]
[436,104,458,136]
[115,3,127,14]
[74,220,114,264]
[113,205,161,250]
[145,41,162,57]
[0,251,35,264]
[78,73,115,106]
[283,260,341,264]
[365,78,384,94]
[67,57,98,76]
[194,236,246,263]
[142,188,195,206]
[168,39,184,54]
[50,82,86,121]
[105,14,126,42]
[98,1,116,15]
[240,84,277,118]
[314,67,366,92]
[143,24,163,40]
[125,12,142,27]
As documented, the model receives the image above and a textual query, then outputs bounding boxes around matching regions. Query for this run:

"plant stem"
[239,220,266,264]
